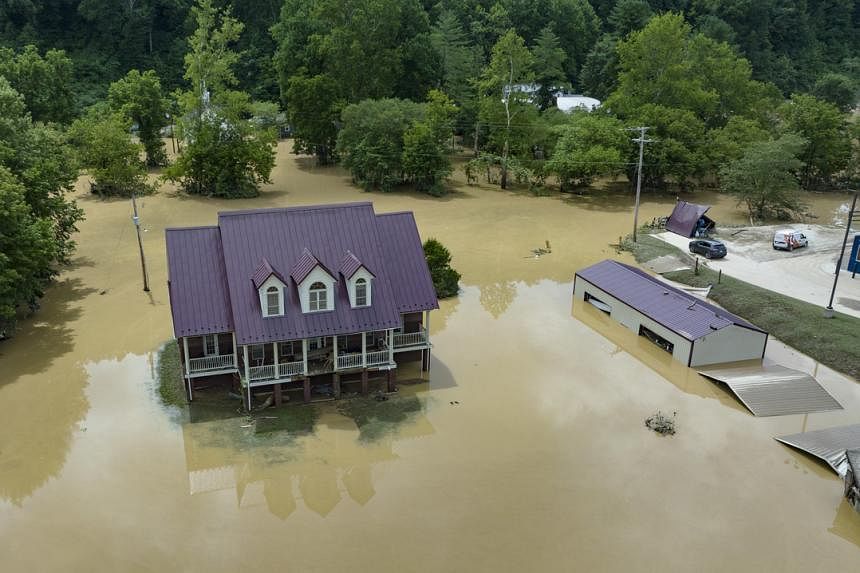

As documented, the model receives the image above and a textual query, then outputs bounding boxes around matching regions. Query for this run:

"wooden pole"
[826,192,857,314]
[131,193,150,292]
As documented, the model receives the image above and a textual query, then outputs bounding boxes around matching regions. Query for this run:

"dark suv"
[689,239,727,259]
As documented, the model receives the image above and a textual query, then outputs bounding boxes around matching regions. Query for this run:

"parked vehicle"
[772,229,808,251]
[689,238,727,259]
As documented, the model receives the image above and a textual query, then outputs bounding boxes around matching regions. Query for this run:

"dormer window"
[355,278,368,306]
[266,286,280,316]
[309,281,328,311]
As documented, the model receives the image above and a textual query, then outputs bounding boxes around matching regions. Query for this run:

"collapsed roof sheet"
[666,201,712,237]
[698,364,843,417]
[775,424,860,474]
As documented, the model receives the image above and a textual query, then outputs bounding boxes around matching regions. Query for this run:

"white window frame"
[308,337,326,351]
[258,275,285,318]
[347,267,373,308]
[355,278,368,306]
[204,334,219,356]
[265,286,280,316]
[279,341,296,358]
[250,344,265,364]
[309,281,328,311]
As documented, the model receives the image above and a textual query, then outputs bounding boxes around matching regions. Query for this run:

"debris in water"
[374,392,389,402]
[645,411,677,436]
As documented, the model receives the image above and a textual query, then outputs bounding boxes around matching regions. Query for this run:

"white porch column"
[273,342,279,378]
[333,335,338,371]
[425,311,431,344]
[302,339,308,375]
[182,336,191,378]
[243,345,251,411]
[388,329,394,365]
[231,332,238,368]
[361,332,367,367]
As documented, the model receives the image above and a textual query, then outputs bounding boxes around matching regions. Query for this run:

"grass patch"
[156,340,186,407]
[620,232,689,263]
[254,405,319,435]
[622,235,860,380]
[337,395,423,442]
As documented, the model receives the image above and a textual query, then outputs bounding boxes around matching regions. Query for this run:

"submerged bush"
[423,238,461,298]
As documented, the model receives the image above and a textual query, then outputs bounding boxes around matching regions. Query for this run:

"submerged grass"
[623,234,860,380]
[337,395,423,442]
[156,340,186,407]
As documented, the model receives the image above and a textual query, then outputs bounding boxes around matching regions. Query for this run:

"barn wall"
[573,277,692,363]
[689,325,767,367]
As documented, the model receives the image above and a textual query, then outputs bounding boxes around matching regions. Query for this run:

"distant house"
[573,260,768,367]
[166,202,438,410]
[556,95,601,113]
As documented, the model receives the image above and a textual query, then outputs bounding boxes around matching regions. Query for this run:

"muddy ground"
[0,142,858,571]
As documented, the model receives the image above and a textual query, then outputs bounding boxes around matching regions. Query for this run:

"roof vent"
[662,290,669,295]
[709,323,721,330]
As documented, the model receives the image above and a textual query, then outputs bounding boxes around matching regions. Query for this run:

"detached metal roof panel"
[699,364,843,417]
[165,226,234,337]
[575,260,764,340]
[666,201,711,237]
[775,424,860,473]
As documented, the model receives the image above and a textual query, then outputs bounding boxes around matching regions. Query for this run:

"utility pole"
[825,191,857,316]
[629,126,653,242]
[132,193,150,292]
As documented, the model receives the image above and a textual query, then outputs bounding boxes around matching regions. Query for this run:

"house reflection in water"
[181,410,435,519]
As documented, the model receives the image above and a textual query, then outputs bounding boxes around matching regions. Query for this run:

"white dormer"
[258,274,286,317]
[298,265,336,313]
[348,267,374,308]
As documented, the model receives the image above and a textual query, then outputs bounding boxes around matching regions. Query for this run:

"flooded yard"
[1,142,858,571]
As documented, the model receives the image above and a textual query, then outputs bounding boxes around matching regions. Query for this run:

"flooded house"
[165,202,438,410]
[573,260,768,367]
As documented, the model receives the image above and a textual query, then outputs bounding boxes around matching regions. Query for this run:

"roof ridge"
[165,225,219,232]
[218,202,374,218]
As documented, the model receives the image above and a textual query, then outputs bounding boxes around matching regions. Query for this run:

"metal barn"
[573,260,768,367]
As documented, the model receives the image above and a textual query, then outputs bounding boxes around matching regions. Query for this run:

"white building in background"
[556,94,601,112]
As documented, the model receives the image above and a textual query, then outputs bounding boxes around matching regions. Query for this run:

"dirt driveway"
[654,225,860,318]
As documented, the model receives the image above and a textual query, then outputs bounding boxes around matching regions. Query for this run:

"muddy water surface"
[1,143,859,571]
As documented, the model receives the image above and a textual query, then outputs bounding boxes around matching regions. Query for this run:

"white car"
[773,229,808,251]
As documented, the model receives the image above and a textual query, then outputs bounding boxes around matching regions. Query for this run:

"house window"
[309,282,328,311]
[204,334,219,356]
[279,341,295,358]
[250,344,265,364]
[266,286,280,316]
[308,337,326,351]
[355,278,368,306]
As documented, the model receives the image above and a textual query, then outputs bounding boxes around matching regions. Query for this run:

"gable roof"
[575,259,765,341]
[666,201,713,237]
[165,226,234,337]
[251,258,286,289]
[166,202,439,345]
[339,251,373,279]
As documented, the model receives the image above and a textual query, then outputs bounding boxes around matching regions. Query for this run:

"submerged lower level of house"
[179,311,433,410]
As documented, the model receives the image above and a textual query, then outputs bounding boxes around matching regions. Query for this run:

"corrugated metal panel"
[775,424,860,473]
[666,201,710,237]
[376,212,439,314]
[165,226,234,337]
[699,364,843,417]
[576,260,764,341]
[339,251,370,279]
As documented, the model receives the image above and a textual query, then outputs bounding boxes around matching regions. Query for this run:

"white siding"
[257,275,286,317]
[298,266,336,313]
[347,267,374,308]
[573,277,692,364]
[690,324,767,367]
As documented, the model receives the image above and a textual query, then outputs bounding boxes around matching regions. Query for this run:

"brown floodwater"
[1,142,858,571]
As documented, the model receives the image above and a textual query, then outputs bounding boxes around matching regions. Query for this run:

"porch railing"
[366,350,389,366]
[278,361,304,378]
[249,364,276,381]
[336,353,363,370]
[393,328,427,349]
[189,353,236,373]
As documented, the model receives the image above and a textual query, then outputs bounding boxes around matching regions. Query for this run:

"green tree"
[545,112,626,189]
[0,167,58,335]
[812,73,858,113]
[778,94,852,189]
[285,73,343,164]
[530,26,568,110]
[608,0,653,37]
[168,0,276,197]
[69,108,153,197]
[108,69,168,166]
[579,34,619,99]
[402,122,452,196]
[0,45,74,124]
[720,135,807,221]
[423,238,460,298]
[479,29,535,189]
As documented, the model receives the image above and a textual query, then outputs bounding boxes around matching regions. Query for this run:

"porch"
[181,333,238,378]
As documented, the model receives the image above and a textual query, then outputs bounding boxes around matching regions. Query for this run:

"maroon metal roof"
[251,258,287,288]
[666,201,712,237]
[339,251,373,279]
[165,202,439,345]
[376,212,440,314]
[165,226,234,337]
[575,259,765,341]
